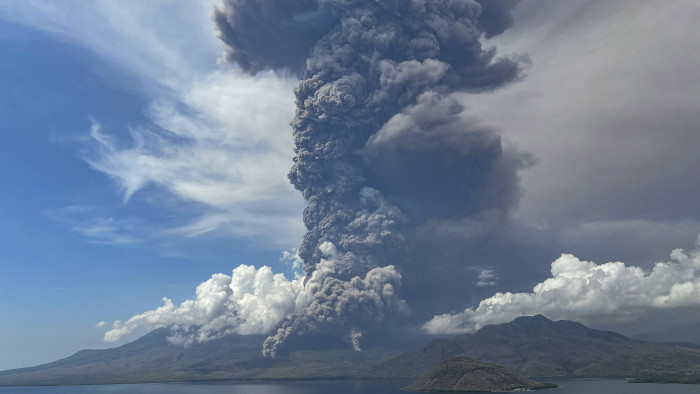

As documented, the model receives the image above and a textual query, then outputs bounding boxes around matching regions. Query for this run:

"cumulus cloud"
[104,264,307,344]
[423,237,700,334]
[103,248,406,352]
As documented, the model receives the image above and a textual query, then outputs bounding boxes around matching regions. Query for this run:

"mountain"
[406,355,556,392]
[0,328,405,385]
[3,315,700,385]
[370,314,700,379]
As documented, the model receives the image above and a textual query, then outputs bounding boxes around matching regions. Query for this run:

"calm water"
[0,378,698,393]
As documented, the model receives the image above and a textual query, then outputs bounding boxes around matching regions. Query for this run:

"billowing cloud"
[104,248,406,351]
[215,0,526,355]
[362,92,529,221]
[104,264,307,344]
[7,0,700,361]
[263,240,409,356]
[423,237,700,334]
[213,0,336,75]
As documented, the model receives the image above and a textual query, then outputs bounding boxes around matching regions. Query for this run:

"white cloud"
[96,321,105,328]
[0,0,222,90]
[3,2,306,248]
[423,236,700,335]
[75,218,140,245]
[104,264,307,344]
[83,70,305,247]
[105,251,408,351]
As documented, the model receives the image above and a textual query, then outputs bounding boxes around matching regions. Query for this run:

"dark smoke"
[475,0,520,38]
[213,0,336,74]
[214,0,526,356]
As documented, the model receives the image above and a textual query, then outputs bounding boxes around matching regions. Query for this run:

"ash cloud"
[213,0,336,74]
[350,328,363,352]
[262,242,409,357]
[474,0,520,38]
[101,248,406,353]
[214,0,526,355]
[361,92,527,220]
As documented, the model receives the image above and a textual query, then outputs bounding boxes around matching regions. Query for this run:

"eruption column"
[215,0,524,356]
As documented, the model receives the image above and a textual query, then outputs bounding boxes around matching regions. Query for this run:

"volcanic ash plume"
[214,0,524,356]
[350,328,363,352]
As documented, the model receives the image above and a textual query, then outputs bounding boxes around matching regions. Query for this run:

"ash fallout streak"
[214,0,528,356]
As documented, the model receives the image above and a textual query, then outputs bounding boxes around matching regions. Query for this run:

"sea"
[0,378,697,393]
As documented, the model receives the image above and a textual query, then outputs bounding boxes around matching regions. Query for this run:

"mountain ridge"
[2,315,700,385]
[369,314,700,379]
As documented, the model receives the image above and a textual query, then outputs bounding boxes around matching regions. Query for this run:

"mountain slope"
[0,329,401,385]
[3,315,700,385]
[371,314,700,378]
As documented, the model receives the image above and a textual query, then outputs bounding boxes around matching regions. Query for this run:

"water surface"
[0,378,698,393]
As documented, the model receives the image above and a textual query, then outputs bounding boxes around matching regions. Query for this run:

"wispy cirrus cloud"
[1,1,307,249]
[0,0,222,90]
[46,205,142,245]
[82,70,305,247]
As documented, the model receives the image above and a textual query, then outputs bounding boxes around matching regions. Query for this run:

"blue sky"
[0,1,304,370]
[2,0,700,371]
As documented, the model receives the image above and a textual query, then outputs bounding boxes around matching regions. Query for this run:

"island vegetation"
[407,355,556,392]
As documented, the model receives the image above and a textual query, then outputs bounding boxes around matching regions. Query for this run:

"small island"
[407,355,557,392]
[630,370,700,384]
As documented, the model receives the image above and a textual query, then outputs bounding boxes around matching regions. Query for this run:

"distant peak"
[511,314,552,324]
